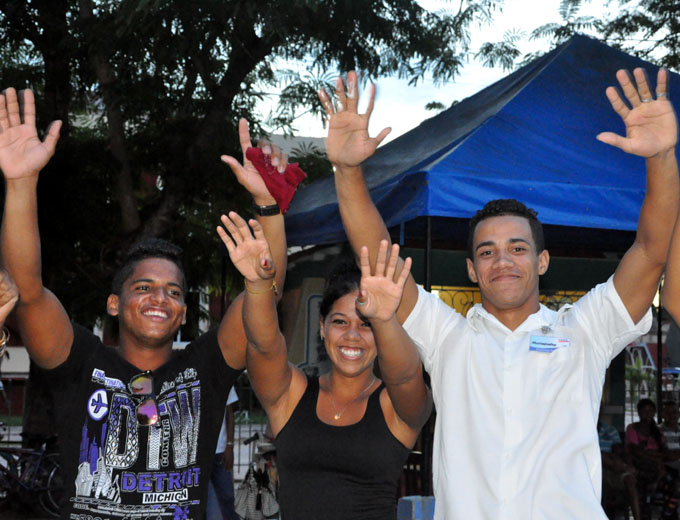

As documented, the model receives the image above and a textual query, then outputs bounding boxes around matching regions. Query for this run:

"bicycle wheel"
[37,453,63,517]
[0,451,18,510]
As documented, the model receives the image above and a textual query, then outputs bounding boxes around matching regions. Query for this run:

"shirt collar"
[467,301,572,334]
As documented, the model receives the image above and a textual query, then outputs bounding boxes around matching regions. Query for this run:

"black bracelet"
[252,202,281,216]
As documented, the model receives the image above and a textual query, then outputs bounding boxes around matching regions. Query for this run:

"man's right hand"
[319,71,391,169]
[0,88,61,180]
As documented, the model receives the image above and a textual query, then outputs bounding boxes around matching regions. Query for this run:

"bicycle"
[0,428,63,517]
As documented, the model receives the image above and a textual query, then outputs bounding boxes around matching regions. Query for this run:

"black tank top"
[274,376,411,520]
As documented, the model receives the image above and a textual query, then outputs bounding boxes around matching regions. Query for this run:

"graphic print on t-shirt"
[71,367,202,519]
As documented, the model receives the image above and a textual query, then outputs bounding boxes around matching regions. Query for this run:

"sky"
[259,0,614,145]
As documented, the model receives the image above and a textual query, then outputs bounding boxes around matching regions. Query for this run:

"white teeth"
[144,310,168,318]
[339,347,363,359]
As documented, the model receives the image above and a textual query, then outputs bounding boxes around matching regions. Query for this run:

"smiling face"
[320,290,377,378]
[466,215,549,320]
[107,258,187,351]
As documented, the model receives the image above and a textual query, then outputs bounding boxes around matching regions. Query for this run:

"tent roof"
[285,35,680,247]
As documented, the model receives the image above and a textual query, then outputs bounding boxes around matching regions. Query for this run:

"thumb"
[43,120,62,154]
[596,132,629,152]
[372,127,391,148]
[221,155,247,182]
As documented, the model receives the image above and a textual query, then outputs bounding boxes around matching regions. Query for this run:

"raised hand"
[217,211,275,283]
[598,68,677,158]
[220,119,287,205]
[319,71,391,168]
[0,88,61,180]
[0,269,18,325]
[356,241,411,322]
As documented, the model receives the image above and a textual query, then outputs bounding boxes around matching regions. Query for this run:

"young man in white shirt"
[318,67,679,519]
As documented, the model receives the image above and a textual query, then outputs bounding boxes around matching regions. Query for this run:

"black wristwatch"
[252,202,281,216]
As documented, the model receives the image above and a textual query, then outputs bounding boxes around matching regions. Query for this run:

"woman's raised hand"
[356,240,411,322]
[217,211,275,283]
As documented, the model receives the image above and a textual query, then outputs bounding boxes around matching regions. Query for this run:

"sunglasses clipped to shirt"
[129,371,160,427]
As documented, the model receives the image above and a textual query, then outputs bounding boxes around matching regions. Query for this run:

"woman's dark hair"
[319,256,361,318]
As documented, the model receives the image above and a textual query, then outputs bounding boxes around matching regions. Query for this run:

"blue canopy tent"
[285,35,680,422]
[286,35,680,253]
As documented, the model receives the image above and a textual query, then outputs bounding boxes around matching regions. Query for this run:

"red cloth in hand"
[245,147,307,214]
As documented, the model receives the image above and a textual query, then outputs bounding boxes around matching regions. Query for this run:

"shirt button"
[504,453,511,460]
[507,408,513,415]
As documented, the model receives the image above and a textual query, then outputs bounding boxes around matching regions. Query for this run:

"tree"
[600,0,680,71]
[524,0,679,73]
[0,0,508,331]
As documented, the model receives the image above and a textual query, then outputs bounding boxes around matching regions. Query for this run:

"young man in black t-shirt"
[0,88,287,519]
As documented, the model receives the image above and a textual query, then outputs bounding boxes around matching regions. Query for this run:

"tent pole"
[425,217,432,292]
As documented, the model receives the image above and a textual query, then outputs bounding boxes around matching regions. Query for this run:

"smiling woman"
[217,211,432,520]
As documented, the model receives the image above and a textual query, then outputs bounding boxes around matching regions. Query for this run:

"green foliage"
[601,0,680,71]
[0,0,508,329]
[524,0,680,73]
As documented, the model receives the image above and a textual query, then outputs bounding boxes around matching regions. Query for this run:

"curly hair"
[319,256,362,318]
[111,238,186,295]
[467,199,544,258]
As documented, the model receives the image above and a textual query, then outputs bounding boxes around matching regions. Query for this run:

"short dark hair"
[111,238,186,295]
[467,199,545,258]
[637,398,656,414]
[319,256,361,319]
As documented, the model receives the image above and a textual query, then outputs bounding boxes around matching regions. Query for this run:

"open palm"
[217,212,275,283]
[357,242,411,322]
[221,118,284,205]
[598,68,677,158]
[0,88,60,179]
[320,71,390,168]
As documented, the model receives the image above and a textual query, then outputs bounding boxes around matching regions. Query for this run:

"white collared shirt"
[403,276,651,519]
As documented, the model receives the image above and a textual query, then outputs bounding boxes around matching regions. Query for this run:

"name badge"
[529,335,570,353]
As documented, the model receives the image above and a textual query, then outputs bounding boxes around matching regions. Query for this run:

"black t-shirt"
[47,323,240,520]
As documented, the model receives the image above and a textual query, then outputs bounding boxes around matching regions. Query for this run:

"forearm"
[1,177,43,302]
[371,315,431,429]
[255,212,286,302]
[636,150,679,264]
[1,176,72,367]
[243,282,284,355]
[334,165,391,263]
[615,149,680,322]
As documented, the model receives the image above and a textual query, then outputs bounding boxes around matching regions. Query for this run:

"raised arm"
[320,71,418,323]
[0,88,71,369]
[216,212,304,434]
[663,193,680,322]
[357,241,432,436]
[216,119,288,370]
[599,69,679,324]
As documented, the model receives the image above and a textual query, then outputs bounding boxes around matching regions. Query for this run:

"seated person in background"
[661,401,680,471]
[626,398,678,519]
[218,211,432,520]
[598,411,640,520]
